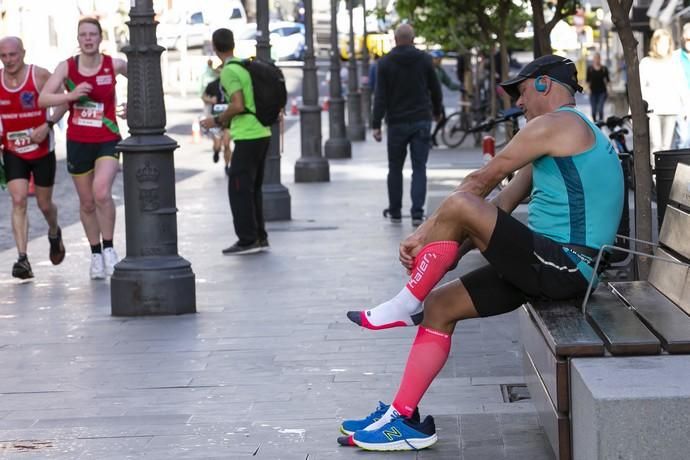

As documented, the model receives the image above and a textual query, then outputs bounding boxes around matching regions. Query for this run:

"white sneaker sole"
[353,433,437,451]
[222,247,262,255]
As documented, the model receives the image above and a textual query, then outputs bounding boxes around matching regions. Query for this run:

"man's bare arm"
[454,111,588,198]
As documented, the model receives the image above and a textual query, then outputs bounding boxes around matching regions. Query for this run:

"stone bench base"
[571,356,690,460]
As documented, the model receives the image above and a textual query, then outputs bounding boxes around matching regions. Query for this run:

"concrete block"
[571,356,690,460]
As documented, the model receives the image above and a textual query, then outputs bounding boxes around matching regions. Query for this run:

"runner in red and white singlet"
[0,65,51,160]
[65,53,120,144]
[0,36,67,279]
[39,17,128,280]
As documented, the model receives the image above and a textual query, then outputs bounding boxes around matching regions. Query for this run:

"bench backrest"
[649,163,690,315]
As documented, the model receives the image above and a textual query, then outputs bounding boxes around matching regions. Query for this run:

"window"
[230,8,242,19]
[190,12,204,24]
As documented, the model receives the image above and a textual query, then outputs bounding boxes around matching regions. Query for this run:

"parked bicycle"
[468,107,524,190]
[594,114,636,273]
[439,97,490,148]
[468,107,523,138]
[595,114,634,191]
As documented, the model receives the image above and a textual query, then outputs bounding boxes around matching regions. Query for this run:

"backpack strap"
[224,60,257,119]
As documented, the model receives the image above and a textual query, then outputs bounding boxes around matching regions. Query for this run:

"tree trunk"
[607,0,653,278]
[530,0,551,57]
[497,34,514,136]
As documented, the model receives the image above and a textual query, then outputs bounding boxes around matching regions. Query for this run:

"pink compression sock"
[406,240,460,300]
[392,325,452,417]
[347,241,459,330]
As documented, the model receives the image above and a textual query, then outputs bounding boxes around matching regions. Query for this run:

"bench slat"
[648,247,687,308]
[668,162,690,209]
[658,206,690,262]
[681,270,690,316]
[586,287,661,356]
[610,281,690,354]
[527,301,605,357]
[520,307,569,412]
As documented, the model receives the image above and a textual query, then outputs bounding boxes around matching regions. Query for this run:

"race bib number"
[212,103,228,116]
[74,101,104,128]
[7,129,38,154]
[96,75,113,86]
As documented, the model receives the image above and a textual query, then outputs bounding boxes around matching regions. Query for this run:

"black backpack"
[227,58,287,126]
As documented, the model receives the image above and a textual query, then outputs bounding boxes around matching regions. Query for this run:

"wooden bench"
[520,162,690,460]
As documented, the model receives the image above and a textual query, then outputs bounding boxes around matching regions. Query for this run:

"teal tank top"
[528,107,624,278]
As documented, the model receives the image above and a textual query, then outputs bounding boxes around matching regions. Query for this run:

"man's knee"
[439,191,483,223]
[423,290,452,325]
[36,197,53,215]
[423,282,477,327]
[11,193,28,211]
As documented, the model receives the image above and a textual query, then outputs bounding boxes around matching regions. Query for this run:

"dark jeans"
[227,137,270,245]
[590,91,607,122]
[386,120,432,219]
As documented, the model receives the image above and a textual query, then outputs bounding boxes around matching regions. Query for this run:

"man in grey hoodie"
[372,24,443,226]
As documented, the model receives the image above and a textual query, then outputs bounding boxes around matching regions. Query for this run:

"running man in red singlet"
[39,17,127,280]
[0,36,67,279]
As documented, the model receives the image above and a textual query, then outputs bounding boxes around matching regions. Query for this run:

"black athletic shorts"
[461,209,589,318]
[66,139,120,175]
[3,151,56,187]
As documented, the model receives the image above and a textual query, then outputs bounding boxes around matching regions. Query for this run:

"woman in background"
[639,29,688,168]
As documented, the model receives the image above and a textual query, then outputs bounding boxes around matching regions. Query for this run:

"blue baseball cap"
[429,50,444,59]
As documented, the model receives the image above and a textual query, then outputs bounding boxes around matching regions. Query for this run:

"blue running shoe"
[340,402,421,435]
[340,401,389,435]
[352,414,437,451]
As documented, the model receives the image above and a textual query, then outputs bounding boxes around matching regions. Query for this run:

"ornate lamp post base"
[263,184,292,220]
[325,96,351,158]
[347,90,366,141]
[263,126,291,221]
[325,137,352,159]
[111,256,195,316]
[295,157,330,182]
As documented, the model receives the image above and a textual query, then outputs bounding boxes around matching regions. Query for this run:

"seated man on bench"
[338,55,625,451]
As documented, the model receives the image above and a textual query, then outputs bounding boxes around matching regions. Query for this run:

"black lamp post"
[324,0,351,159]
[346,0,365,141]
[111,0,195,316]
[257,0,292,219]
[360,0,371,127]
[295,0,330,182]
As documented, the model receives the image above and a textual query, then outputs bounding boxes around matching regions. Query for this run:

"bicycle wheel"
[441,112,470,148]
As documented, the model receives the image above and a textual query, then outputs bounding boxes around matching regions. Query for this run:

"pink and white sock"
[347,241,459,330]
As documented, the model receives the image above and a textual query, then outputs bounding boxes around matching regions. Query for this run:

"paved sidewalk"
[0,101,554,459]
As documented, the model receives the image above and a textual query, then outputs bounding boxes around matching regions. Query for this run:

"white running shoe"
[90,254,106,280]
[103,247,119,276]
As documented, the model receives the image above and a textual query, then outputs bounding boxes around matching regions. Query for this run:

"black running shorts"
[66,139,120,175]
[461,209,589,318]
[3,151,56,187]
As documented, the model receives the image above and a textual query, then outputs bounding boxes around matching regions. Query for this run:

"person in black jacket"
[585,52,609,122]
[372,24,442,226]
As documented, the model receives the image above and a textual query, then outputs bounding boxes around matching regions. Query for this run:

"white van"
[157,10,210,50]
[206,0,247,32]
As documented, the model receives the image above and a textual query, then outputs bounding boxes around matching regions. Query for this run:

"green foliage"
[395,0,530,52]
